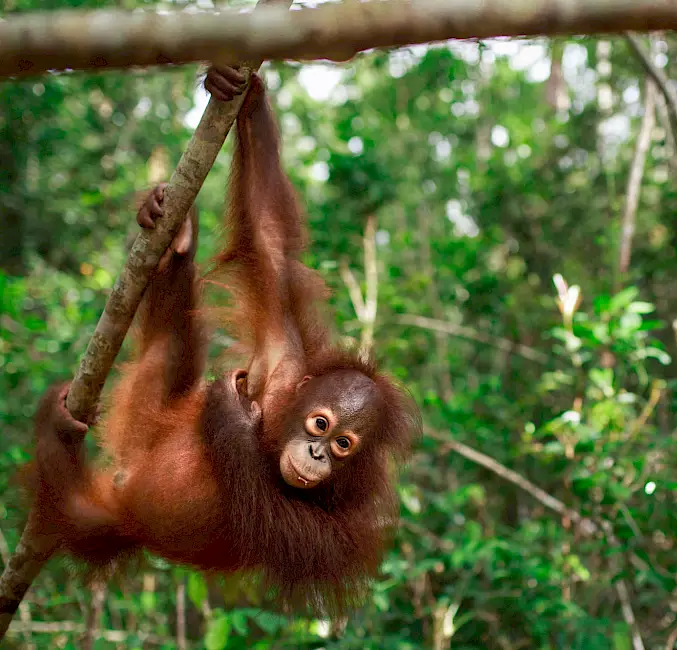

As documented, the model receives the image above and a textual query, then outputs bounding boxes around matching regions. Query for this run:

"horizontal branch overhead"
[1,0,676,79]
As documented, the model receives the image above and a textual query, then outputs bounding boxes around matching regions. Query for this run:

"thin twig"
[665,624,677,650]
[361,214,378,357]
[427,429,598,534]
[402,520,453,551]
[339,216,379,359]
[629,379,663,438]
[625,32,677,137]
[0,531,11,566]
[655,91,677,176]
[398,314,549,364]
[176,577,187,650]
[7,620,168,645]
[618,75,656,278]
[428,427,646,650]
[339,261,366,321]
[82,581,106,650]
[614,576,645,650]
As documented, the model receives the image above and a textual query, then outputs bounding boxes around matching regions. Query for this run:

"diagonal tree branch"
[397,313,549,364]
[340,261,366,322]
[0,0,294,640]
[618,75,656,279]
[1,0,677,80]
[424,427,645,649]
[625,32,677,138]
[427,430,594,530]
[339,215,379,359]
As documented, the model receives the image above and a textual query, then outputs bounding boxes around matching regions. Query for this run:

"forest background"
[1,1,677,649]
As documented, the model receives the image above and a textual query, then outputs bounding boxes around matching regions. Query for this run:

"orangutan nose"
[308,443,325,462]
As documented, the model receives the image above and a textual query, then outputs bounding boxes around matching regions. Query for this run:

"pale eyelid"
[305,410,336,436]
[331,430,360,457]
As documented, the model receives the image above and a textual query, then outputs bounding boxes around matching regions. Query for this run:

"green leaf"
[612,623,631,650]
[140,591,155,613]
[608,287,639,315]
[205,611,231,650]
[637,319,665,331]
[253,611,287,635]
[618,311,642,333]
[230,610,249,636]
[187,572,208,609]
[627,301,655,314]
[638,347,671,365]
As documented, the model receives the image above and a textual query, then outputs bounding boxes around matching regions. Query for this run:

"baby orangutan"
[31,66,420,614]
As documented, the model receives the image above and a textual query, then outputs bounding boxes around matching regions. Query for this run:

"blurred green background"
[2,1,677,648]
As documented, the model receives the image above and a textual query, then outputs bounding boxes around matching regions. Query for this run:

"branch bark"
[0,0,293,640]
[7,620,168,645]
[425,427,646,649]
[397,313,549,364]
[339,215,379,359]
[626,32,677,138]
[427,430,596,532]
[0,530,34,650]
[360,214,378,358]
[1,0,677,79]
[82,582,106,650]
[64,82,248,422]
[176,577,187,650]
[618,76,656,278]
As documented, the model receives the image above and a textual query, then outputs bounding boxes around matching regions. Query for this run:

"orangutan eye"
[335,436,350,450]
[305,413,334,437]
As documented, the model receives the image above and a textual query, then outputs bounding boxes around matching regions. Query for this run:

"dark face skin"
[279,370,380,489]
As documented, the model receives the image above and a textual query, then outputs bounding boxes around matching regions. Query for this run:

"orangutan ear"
[296,376,313,393]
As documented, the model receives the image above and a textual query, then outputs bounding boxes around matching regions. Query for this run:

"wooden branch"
[0,70,242,638]
[397,313,549,364]
[615,575,646,650]
[7,620,168,645]
[1,0,677,79]
[0,0,294,640]
[176,577,187,650]
[626,32,677,137]
[360,214,378,357]
[339,216,379,358]
[618,75,656,277]
[0,530,34,650]
[339,260,366,322]
[0,518,57,640]
[655,91,677,176]
[82,582,106,650]
[665,624,677,650]
[427,427,646,648]
[66,92,241,421]
[427,429,599,534]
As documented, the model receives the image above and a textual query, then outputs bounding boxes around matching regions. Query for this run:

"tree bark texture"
[0,0,676,80]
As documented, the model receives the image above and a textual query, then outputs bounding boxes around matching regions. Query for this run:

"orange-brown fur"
[30,73,420,615]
